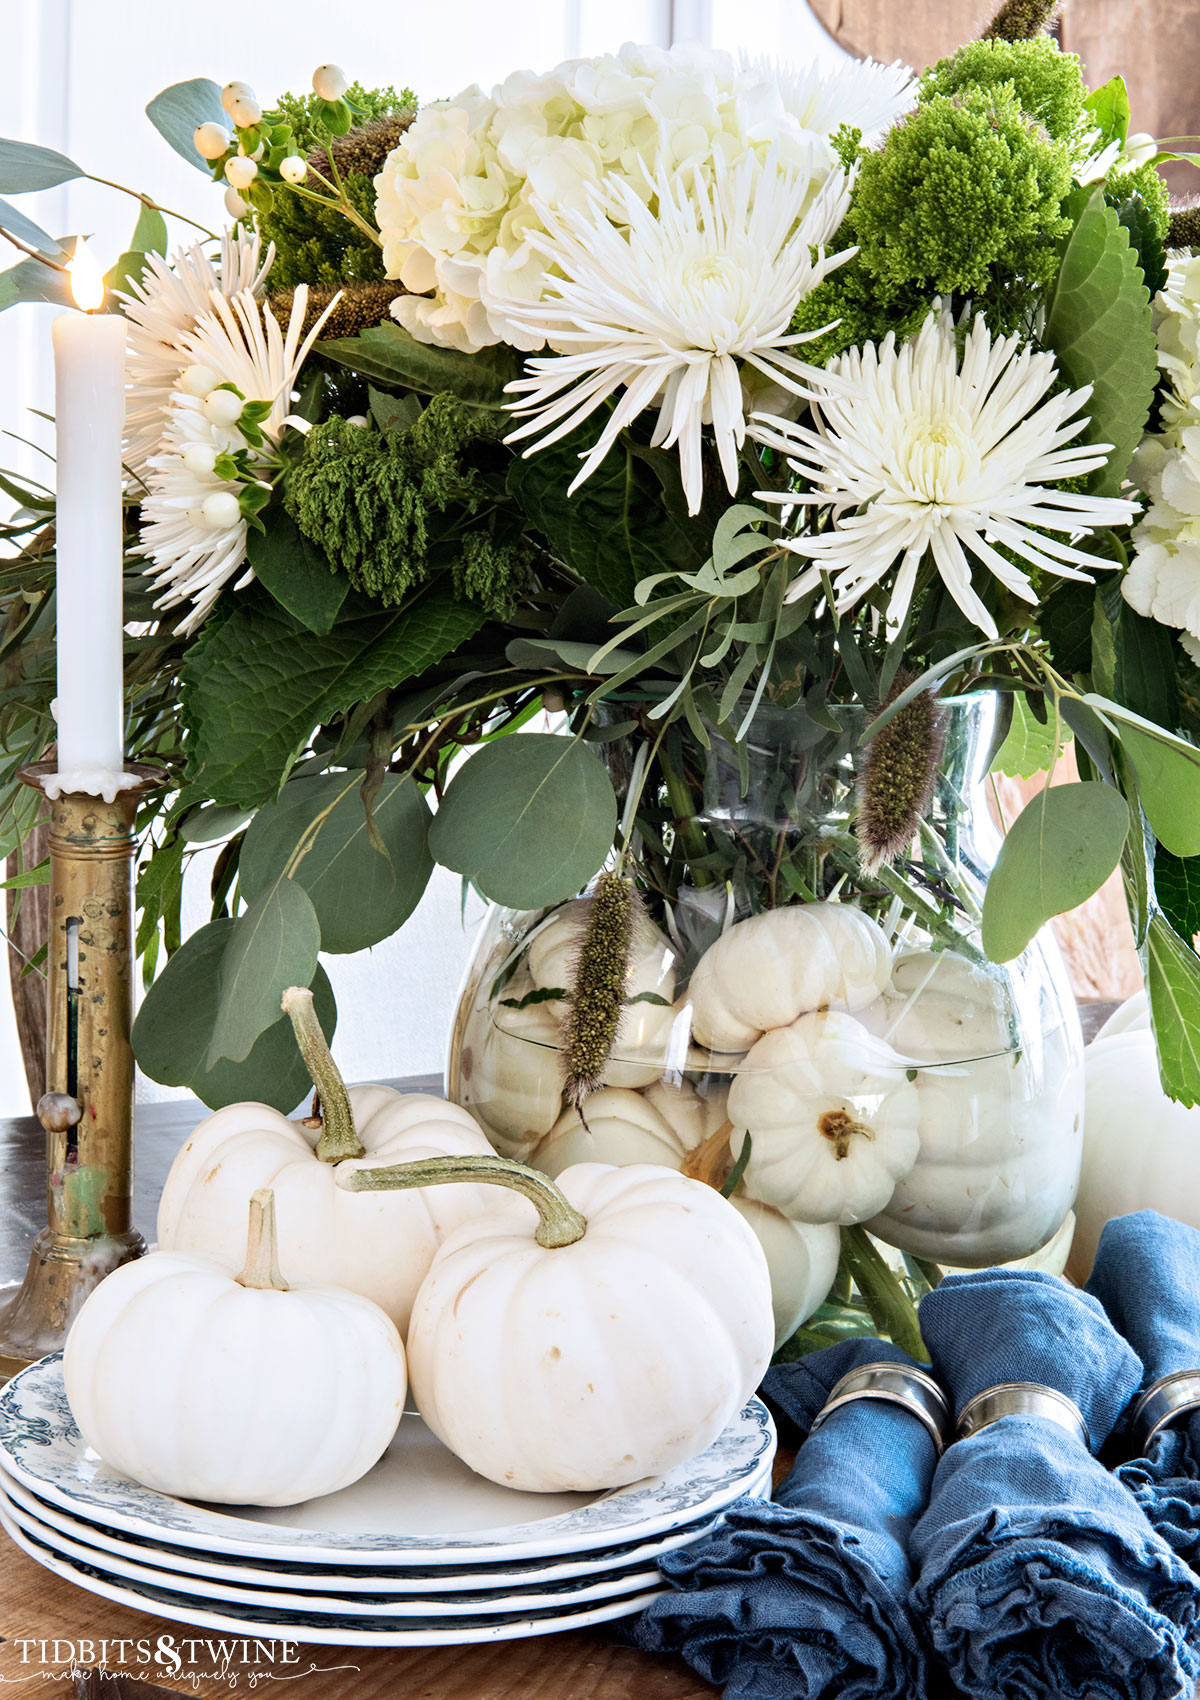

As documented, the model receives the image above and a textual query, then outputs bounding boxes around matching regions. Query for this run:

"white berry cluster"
[193,66,351,217]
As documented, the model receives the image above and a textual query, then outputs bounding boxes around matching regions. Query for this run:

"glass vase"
[446,693,1084,1357]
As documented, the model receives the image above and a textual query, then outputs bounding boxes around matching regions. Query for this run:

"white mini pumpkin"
[453,970,567,1159]
[158,990,494,1334]
[687,902,893,1052]
[65,1190,406,1506]
[534,1087,695,1174]
[727,1010,920,1225]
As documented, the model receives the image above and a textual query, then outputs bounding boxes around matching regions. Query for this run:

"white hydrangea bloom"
[1125,253,1200,660]
[375,41,914,354]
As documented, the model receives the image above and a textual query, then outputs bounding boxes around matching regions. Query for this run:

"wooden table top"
[0,1088,717,1700]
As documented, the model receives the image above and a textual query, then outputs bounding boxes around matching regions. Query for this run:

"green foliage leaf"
[981,780,1130,961]
[1154,846,1200,946]
[991,692,1071,780]
[240,770,433,953]
[1040,580,1095,675]
[207,878,321,1066]
[178,804,253,845]
[509,427,712,612]
[1146,910,1200,1107]
[0,196,67,258]
[132,918,336,1111]
[145,79,226,172]
[0,863,49,891]
[1043,189,1156,495]
[1112,193,1168,297]
[1085,695,1200,856]
[319,321,521,408]
[1113,600,1180,729]
[0,252,73,312]
[1084,76,1130,148]
[129,201,168,256]
[182,583,485,807]
[0,138,83,193]
[430,734,616,907]
[246,510,347,634]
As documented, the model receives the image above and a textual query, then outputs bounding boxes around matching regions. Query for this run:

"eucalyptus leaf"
[145,79,226,172]
[1146,910,1200,1107]
[206,879,321,1066]
[1084,695,1200,857]
[981,780,1130,962]
[246,511,347,634]
[0,196,67,259]
[0,254,73,312]
[1043,190,1156,495]
[132,918,336,1111]
[178,804,254,845]
[239,770,433,953]
[320,321,521,407]
[0,138,83,193]
[430,733,616,907]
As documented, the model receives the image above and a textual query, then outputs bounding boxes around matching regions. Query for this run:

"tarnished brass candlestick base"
[0,762,161,1381]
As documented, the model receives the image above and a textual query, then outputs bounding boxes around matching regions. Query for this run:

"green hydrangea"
[268,82,412,153]
[791,254,933,367]
[1109,160,1170,241]
[921,36,1088,145]
[285,397,531,617]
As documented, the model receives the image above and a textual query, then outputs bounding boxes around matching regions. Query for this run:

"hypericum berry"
[345,414,368,427]
[202,388,245,428]
[221,81,257,116]
[193,122,231,161]
[228,95,262,128]
[278,155,307,185]
[224,187,250,219]
[312,64,349,101]
[181,441,219,476]
[179,364,220,399]
[224,155,257,190]
[201,490,242,529]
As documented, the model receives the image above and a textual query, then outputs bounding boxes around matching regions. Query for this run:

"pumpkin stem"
[236,1188,290,1291]
[341,1154,588,1249]
[281,986,365,1163]
[680,1121,734,1189]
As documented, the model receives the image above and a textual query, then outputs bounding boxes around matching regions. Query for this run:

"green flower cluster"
[285,396,530,617]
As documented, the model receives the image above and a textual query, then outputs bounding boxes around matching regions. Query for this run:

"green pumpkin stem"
[342,1154,587,1249]
[281,986,366,1163]
[236,1188,290,1291]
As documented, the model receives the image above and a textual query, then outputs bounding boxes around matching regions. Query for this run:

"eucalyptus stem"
[236,1189,289,1291]
[839,1226,929,1363]
[341,1154,587,1249]
[281,986,365,1163]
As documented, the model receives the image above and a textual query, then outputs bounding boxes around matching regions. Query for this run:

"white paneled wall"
[0,0,845,1112]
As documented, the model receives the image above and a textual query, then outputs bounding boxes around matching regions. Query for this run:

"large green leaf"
[247,511,347,634]
[509,427,711,611]
[1084,695,1200,857]
[1043,190,1156,495]
[991,692,1070,780]
[1154,846,1200,947]
[1146,910,1200,1107]
[240,770,433,952]
[1113,601,1180,729]
[0,138,83,193]
[182,584,485,807]
[430,733,616,907]
[207,879,321,1067]
[0,196,67,259]
[132,919,336,1111]
[145,79,226,172]
[981,780,1130,962]
[319,321,521,408]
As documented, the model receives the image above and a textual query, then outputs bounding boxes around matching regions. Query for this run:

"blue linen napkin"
[1086,1209,1200,1562]
[911,1268,1200,1700]
[631,1337,942,1700]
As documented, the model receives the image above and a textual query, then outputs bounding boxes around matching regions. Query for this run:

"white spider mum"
[499,150,854,515]
[760,53,916,145]
[121,228,274,481]
[140,286,335,635]
[751,309,1137,638]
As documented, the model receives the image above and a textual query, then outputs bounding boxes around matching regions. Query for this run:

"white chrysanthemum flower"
[752,309,1137,638]
[497,151,852,515]
[374,40,904,355]
[120,229,273,480]
[1124,253,1200,657]
[140,286,335,634]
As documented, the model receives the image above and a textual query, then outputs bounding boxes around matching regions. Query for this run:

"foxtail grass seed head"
[856,680,947,877]
[307,113,414,185]
[563,872,637,1112]
[268,280,407,341]
[981,0,1059,39]
[1168,203,1200,250]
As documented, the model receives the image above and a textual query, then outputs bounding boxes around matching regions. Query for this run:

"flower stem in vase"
[839,1225,929,1362]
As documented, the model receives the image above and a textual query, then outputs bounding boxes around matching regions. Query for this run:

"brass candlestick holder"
[0,762,160,1380]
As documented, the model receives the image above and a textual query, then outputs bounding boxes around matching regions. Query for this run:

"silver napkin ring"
[1130,1371,1200,1450]
[955,1382,1089,1450]
[808,1362,951,1456]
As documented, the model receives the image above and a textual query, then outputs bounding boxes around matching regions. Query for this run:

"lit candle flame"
[67,238,104,312]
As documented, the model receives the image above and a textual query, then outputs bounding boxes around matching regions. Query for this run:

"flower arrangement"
[1,1,1199,1246]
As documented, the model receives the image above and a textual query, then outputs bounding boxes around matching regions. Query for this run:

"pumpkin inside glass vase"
[446,693,1084,1356]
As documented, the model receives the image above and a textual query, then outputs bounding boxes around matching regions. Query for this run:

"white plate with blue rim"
[0,1447,772,1592]
[0,1355,775,1569]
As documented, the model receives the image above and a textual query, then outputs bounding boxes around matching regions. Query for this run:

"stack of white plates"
[0,1356,775,1646]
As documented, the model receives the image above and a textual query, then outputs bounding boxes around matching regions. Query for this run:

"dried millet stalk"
[306,113,415,183]
[1169,203,1200,250]
[267,280,406,341]
[856,678,947,877]
[981,0,1058,39]
[563,872,637,1112]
